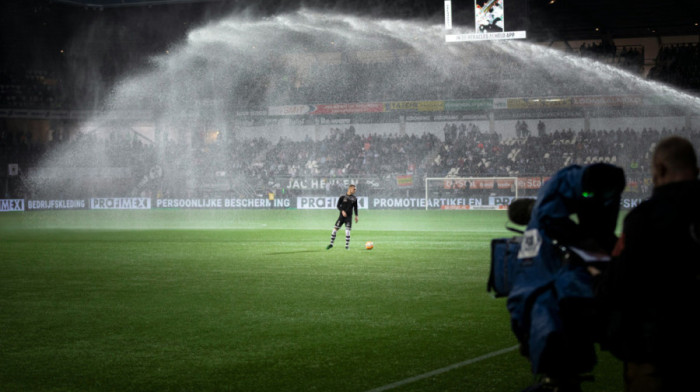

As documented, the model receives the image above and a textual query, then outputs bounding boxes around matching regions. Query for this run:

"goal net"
[424,177,518,210]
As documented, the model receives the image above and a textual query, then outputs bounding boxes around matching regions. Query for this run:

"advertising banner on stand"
[27,199,87,210]
[90,198,151,210]
[297,196,369,210]
[155,198,291,209]
[396,175,414,187]
[310,103,385,115]
[0,199,25,212]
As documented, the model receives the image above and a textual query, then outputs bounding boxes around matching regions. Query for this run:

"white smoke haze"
[26,8,700,206]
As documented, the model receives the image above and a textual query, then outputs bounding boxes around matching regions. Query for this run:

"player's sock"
[329,229,337,246]
[345,229,351,249]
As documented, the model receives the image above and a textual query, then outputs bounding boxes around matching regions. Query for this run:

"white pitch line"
[364,345,519,392]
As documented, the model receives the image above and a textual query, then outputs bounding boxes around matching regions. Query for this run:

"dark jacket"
[595,179,700,367]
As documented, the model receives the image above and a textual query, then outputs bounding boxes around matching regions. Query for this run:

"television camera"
[489,163,625,391]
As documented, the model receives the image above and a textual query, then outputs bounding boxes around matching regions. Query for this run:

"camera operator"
[504,163,625,391]
[590,136,700,392]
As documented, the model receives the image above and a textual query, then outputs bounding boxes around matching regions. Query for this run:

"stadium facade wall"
[3,107,696,142]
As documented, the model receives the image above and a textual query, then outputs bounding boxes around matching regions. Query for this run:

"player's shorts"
[334,214,352,230]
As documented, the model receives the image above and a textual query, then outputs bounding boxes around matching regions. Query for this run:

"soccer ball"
[365,241,374,250]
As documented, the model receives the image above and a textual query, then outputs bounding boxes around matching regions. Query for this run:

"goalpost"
[424,177,518,210]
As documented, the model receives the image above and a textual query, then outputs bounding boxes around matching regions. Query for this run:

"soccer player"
[326,184,359,250]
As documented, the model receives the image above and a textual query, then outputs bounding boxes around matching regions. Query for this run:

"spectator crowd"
[4,117,698,200]
[648,43,700,93]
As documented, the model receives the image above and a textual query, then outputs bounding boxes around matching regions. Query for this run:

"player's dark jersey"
[337,194,358,217]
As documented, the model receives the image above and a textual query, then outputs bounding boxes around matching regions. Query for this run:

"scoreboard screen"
[445,0,528,42]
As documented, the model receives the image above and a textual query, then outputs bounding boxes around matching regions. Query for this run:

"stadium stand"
[0,69,60,109]
[648,43,700,93]
[2,2,700,201]
[5,119,697,200]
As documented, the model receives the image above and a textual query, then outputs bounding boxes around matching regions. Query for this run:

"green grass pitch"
[0,210,623,391]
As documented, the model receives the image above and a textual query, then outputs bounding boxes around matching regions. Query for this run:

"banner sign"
[318,117,352,125]
[297,196,368,210]
[444,178,468,190]
[27,199,87,210]
[493,98,508,109]
[443,178,515,190]
[494,109,584,120]
[155,198,291,209]
[517,177,545,189]
[386,101,445,112]
[312,103,385,115]
[507,97,573,109]
[245,95,675,122]
[397,175,413,187]
[235,110,267,117]
[372,197,487,209]
[4,193,649,212]
[441,204,509,210]
[90,197,151,210]
[268,105,312,116]
[432,176,554,190]
[0,199,25,212]
[445,31,527,42]
[445,0,453,30]
[621,198,645,209]
[445,99,494,111]
[267,103,386,116]
[280,178,382,190]
[488,196,515,205]
[572,96,644,107]
[404,115,432,122]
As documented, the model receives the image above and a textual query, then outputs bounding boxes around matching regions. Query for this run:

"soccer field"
[0,210,623,391]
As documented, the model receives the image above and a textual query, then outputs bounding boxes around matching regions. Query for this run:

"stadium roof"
[530,0,700,41]
[44,0,700,41]
[50,0,224,6]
